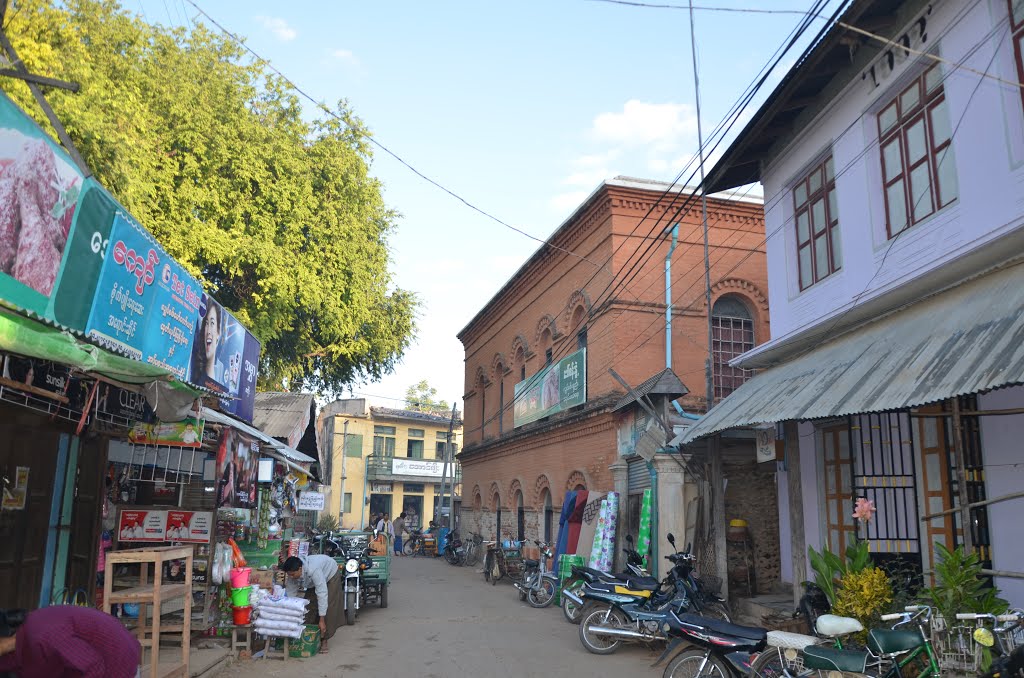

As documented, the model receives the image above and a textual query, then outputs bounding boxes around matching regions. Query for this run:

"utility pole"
[687,0,713,412]
[338,419,348,528]
[436,403,458,528]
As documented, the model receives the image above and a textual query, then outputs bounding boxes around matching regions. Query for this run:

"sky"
[141,0,843,411]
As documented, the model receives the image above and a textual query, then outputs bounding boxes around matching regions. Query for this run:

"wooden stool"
[231,625,252,659]
[260,635,289,661]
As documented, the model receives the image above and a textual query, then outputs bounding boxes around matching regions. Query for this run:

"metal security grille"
[950,395,993,569]
[849,412,921,557]
[627,456,651,492]
[711,303,754,401]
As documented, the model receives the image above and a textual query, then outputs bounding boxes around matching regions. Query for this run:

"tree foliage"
[404,379,450,414]
[3,0,416,392]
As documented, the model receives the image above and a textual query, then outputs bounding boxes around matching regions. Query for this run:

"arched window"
[515,490,525,542]
[493,492,502,540]
[540,488,553,543]
[711,295,755,401]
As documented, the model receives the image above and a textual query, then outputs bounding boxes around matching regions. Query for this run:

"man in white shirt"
[282,554,343,651]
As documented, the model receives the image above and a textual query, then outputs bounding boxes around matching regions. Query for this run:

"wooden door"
[916,404,956,569]
[822,424,855,556]
[65,435,106,601]
[0,406,62,609]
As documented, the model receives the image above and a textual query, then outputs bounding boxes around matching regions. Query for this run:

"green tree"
[3,0,416,392]
[405,380,450,414]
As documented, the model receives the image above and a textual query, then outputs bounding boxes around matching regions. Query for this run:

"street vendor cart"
[483,539,524,585]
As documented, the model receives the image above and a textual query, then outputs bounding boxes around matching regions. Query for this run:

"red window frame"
[1011,1,1024,111]
[877,64,957,239]
[793,156,841,291]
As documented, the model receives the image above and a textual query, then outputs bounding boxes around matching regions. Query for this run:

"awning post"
[949,397,974,553]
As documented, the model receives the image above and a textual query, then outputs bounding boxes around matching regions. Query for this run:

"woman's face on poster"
[202,304,221,373]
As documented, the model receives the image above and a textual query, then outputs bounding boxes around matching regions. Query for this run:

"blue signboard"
[85,214,203,379]
[187,293,261,423]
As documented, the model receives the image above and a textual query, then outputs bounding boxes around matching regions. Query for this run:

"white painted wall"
[977,386,1024,608]
[758,0,1024,346]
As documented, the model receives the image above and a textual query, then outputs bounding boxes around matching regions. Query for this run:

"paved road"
[221,554,664,678]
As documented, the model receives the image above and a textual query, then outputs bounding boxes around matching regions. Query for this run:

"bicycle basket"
[931,615,983,674]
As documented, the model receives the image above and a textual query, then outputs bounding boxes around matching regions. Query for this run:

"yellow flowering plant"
[833,566,894,638]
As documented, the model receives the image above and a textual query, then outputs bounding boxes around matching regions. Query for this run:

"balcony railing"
[365,454,462,485]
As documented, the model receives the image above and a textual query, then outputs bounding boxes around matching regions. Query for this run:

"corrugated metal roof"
[682,263,1024,443]
[612,368,690,412]
[370,406,461,426]
[252,392,314,448]
[203,406,317,465]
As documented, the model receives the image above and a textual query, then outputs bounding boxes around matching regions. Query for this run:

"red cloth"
[0,606,140,678]
[566,490,589,554]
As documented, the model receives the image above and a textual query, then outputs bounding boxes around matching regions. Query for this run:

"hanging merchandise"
[636,488,653,566]
[589,492,618,573]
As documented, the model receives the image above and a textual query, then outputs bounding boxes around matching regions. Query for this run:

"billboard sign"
[187,293,260,423]
[513,349,586,428]
[391,458,444,478]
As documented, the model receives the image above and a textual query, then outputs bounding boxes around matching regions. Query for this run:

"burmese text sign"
[513,349,586,427]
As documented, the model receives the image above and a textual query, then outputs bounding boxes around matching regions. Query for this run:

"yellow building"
[319,399,462,531]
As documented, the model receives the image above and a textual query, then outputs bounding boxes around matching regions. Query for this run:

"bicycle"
[403,529,426,556]
[954,610,1024,676]
[750,605,942,678]
[462,532,483,567]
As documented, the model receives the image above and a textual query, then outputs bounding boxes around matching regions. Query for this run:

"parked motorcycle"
[653,608,768,677]
[340,531,376,625]
[560,534,654,623]
[514,540,558,608]
[575,533,729,655]
[442,529,465,565]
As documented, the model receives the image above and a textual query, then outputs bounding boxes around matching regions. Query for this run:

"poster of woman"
[215,427,259,509]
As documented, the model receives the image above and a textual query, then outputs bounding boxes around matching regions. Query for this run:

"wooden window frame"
[793,155,841,290]
[878,65,957,239]
[1011,1,1024,112]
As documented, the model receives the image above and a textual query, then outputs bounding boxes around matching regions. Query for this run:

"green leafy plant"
[808,540,874,607]
[919,544,1008,624]
[316,513,339,533]
[834,567,894,636]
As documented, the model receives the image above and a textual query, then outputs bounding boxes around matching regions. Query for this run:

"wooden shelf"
[108,584,188,604]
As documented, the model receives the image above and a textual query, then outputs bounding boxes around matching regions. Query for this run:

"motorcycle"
[340,531,376,625]
[442,529,465,565]
[653,608,768,677]
[560,534,654,623]
[575,533,729,655]
[514,541,558,608]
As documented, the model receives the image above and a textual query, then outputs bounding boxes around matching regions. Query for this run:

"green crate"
[272,624,320,658]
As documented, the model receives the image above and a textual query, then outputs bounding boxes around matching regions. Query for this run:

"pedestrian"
[282,554,344,652]
[393,512,408,556]
[0,605,141,678]
[375,513,394,550]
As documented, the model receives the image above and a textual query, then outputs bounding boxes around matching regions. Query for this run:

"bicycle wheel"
[403,539,416,556]
[749,647,800,678]
[662,649,729,678]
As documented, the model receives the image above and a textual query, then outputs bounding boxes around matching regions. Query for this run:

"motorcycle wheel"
[345,591,357,626]
[527,577,556,608]
[578,604,627,655]
[444,548,460,565]
[662,649,729,678]
[518,574,529,601]
[561,579,585,624]
[748,647,798,678]
[403,540,416,556]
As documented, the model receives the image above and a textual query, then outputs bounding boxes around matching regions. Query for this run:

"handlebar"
[880,613,903,621]
[956,612,1022,622]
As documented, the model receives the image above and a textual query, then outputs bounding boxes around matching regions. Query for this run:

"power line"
[182,0,604,268]
[585,0,824,16]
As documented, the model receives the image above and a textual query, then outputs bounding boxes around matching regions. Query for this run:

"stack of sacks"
[253,593,308,639]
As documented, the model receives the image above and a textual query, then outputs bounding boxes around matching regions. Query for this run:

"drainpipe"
[665,224,679,370]
[360,453,370,531]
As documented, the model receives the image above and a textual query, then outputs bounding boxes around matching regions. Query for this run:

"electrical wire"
[585,0,826,16]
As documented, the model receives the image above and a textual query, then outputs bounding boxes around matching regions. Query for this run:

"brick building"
[457,177,769,554]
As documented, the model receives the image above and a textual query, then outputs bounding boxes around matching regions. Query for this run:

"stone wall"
[724,459,782,595]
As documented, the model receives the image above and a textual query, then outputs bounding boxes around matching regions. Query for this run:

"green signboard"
[513,348,586,428]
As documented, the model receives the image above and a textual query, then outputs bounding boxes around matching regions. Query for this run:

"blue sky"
[145,0,842,409]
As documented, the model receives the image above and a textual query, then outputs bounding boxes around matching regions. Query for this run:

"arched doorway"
[515,490,525,542]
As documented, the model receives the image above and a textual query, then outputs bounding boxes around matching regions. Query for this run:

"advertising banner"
[1,355,91,412]
[0,92,85,318]
[187,293,261,423]
[117,509,167,542]
[214,426,260,509]
[164,510,212,543]
[94,382,155,424]
[127,416,204,448]
[86,214,203,380]
[513,348,586,428]
[391,458,444,478]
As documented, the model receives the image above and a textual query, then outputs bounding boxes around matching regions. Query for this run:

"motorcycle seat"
[524,558,540,568]
[802,645,868,673]
[677,613,768,645]
[623,575,659,591]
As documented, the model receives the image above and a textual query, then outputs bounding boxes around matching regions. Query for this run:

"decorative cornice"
[710,277,770,314]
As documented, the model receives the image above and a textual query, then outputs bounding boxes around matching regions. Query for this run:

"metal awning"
[682,263,1024,443]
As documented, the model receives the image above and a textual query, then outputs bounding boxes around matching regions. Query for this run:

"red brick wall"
[457,180,767,527]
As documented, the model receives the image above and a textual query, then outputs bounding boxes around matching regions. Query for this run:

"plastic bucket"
[230,587,250,607]
[232,605,252,625]
[229,566,251,589]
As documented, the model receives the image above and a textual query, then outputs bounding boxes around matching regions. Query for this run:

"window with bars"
[1011,1,1024,111]
[794,156,841,290]
[711,296,754,401]
[878,64,958,238]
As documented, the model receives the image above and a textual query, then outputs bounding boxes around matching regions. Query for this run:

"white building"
[686,0,1024,606]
